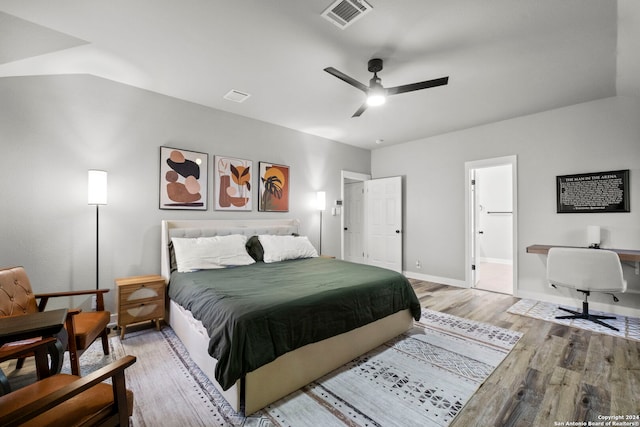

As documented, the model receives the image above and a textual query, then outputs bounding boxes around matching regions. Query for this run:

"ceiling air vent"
[321,0,373,29]
[223,89,251,103]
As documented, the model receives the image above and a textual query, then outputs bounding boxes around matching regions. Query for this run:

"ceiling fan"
[324,58,449,117]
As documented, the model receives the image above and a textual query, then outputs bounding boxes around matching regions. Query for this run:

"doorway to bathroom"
[466,156,517,295]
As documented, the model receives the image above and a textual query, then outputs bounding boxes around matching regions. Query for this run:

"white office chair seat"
[547,247,627,331]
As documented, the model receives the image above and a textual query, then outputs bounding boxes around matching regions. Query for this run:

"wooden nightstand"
[115,275,165,339]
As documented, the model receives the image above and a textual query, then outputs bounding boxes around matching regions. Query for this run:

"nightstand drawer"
[118,300,164,326]
[119,282,164,303]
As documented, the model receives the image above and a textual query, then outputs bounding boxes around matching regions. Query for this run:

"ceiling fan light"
[366,88,386,106]
[367,94,386,106]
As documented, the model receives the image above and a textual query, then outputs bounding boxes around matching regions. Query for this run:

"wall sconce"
[316,191,326,255]
[587,225,600,249]
[88,170,108,290]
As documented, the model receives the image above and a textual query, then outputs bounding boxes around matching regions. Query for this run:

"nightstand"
[115,275,165,339]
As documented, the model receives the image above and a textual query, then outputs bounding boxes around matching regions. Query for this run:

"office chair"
[547,247,626,331]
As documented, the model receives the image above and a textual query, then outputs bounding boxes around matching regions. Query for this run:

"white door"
[344,182,365,264]
[365,176,403,272]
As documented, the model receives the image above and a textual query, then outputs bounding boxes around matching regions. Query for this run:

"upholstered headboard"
[160,219,300,281]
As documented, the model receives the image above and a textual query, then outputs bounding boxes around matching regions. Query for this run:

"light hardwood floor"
[410,279,640,427]
[477,261,513,295]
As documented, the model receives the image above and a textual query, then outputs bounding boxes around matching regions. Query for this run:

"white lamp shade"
[587,225,600,246]
[316,191,326,211]
[88,170,108,205]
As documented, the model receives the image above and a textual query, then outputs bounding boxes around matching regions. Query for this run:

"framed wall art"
[556,169,630,213]
[159,146,208,210]
[258,162,289,212]
[214,156,252,211]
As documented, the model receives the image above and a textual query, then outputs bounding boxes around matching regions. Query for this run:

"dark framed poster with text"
[556,169,630,213]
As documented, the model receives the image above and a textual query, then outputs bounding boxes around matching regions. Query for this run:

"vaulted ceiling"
[0,1,627,149]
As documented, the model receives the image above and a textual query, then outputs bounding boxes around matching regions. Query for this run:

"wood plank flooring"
[410,279,640,427]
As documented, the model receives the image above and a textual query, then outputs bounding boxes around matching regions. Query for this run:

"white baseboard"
[109,314,118,329]
[404,271,467,288]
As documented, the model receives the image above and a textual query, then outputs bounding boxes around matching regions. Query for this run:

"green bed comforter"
[168,257,421,390]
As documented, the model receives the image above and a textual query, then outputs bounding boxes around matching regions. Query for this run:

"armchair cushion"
[72,311,111,349]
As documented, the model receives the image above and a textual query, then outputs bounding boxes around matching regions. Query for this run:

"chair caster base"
[555,307,619,331]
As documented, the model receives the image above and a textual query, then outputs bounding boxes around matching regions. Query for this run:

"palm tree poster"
[259,162,289,212]
[214,156,252,211]
[160,146,208,210]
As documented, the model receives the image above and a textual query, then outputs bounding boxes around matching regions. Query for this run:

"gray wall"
[0,74,370,312]
[372,95,640,316]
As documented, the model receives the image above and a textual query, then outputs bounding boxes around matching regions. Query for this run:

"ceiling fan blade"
[324,67,369,93]
[386,76,449,96]
[352,103,368,118]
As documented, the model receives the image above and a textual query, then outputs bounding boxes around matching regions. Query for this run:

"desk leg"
[33,346,51,380]
[0,370,10,395]
[47,340,66,375]
[47,329,68,375]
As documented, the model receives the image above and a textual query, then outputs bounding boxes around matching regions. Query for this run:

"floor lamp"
[88,170,108,292]
[316,191,326,255]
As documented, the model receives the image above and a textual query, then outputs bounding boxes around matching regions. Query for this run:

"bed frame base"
[168,300,412,415]
[244,308,413,415]
[168,301,241,409]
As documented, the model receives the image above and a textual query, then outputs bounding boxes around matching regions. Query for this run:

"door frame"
[341,170,371,260]
[464,155,518,293]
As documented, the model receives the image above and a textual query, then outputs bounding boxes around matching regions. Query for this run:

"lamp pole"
[316,191,326,255]
[95,204,99,290]
[88,170,107,291]
[319,209,323,255]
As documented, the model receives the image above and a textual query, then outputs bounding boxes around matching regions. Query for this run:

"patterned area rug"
[140,309,520,426]
[508,299,640,341]
[1,310,522,426]
[242,309,522,427]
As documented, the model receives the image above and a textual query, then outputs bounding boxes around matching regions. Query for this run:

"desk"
[0,309,67,346]
[526,244,640,263]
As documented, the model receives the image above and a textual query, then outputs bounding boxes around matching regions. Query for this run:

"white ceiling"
[0,0,621,149]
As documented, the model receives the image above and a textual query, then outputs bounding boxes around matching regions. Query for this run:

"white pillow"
[258,235,318,263]
[171,234,255,272]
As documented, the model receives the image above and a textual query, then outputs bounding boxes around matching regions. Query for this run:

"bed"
[161,219,420,415]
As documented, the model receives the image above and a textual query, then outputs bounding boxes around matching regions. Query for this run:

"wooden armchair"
[0,353,136,427]
[0,266,111,376]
